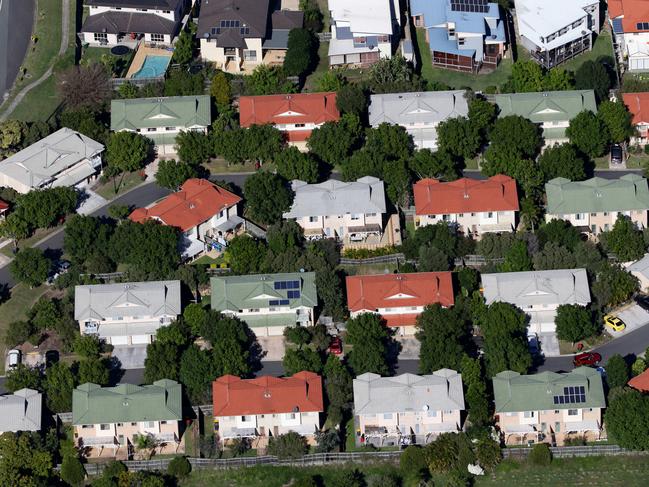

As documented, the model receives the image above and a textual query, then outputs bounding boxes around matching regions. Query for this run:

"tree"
[267,432,308,459]
[226,235,267,274]
[244,124,285,163]
[468,95,496,139]
[416,305,469,373]
[606,354,630,389]
[207,314,256,377]
[418,244,451,272]
[179,345,217,403]
[164,70,205,96]
[592,263,639,308]
[555,304,597,343]
[543,68,574,91]
[5,320,34,348]
[282,348,323,375]
[5,364,41,392]
[284,326,312,347]
[106,131,151,175]
[0,432,53,485]
[108,204,132,221]
[210,71,232,108]
[307,114,363,165]
[74,335,102,359]
[538,143,588,182]
[567,110,609,158]
[155,159,198,190]
[489,115,542,158]
[509,61,544,93]
[144,341,181,383]
[345,313,391,376]
[0,120,27,151]
[10,247,50,287]
[134,434,159,460]
[275,146,319,183]
[598,101,634,144]
[118,81,140,99]
[368,56,420,93]
[575,60,611,102]
[314,429,340,453]
[409,149,459,180]
[365,123,414,161]
[537,219,581,251]
[77,358,110,385]
[167,456,192,479]
[600,215,646,262]
[57,63,110,110]
[244,65,295,96]
[533,242,576,270]
[244,172,293,225]
[28,296,61,331]
[172,22,197,65]
[605,388,649,449]
[59,107,109,143]
[175,130,213,165]
[528,443,552,466]
[283,28,318,77]
[44,362,75,413]
[60,454,85,487]
[64,214,113,266]
[315,69,346,92]
[500,239,532,272]
[461,355,491,426]
[437,117,481,159]
[323,355,353,427]
[336,83,367,117]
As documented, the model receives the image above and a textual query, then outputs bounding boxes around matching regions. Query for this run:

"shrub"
[400,445,428,476]
[342,246,398,259]
[563,435,586,446]
[267,431,308,459]
[367,473,400,487]
[60,455,85,486]
[167,456,191,479]
[528,443,552,466]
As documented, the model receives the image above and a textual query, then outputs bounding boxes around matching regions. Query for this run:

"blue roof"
[426,27,476,57]
[612,18,624,35]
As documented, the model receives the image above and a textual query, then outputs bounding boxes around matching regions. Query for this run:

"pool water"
[132,55,171,79]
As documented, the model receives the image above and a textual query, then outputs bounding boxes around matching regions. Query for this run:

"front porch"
[342,214,402,250]
[529,34,591,69]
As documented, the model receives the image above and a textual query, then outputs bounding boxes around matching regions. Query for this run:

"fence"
[109,76,165,89]
[339,253,406,266]
[502,444,649,459]
[317,32,332,41]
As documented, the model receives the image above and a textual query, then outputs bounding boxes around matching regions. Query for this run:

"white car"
[7,349,20,369]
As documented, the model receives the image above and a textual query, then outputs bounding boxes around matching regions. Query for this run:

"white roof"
[627,254,649,279]
[353,370,465,415]
[516,0,594,43]
[329,0,394,35]
[0,389,42,432]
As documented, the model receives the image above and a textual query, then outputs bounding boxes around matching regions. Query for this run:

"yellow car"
[604,315,626,332]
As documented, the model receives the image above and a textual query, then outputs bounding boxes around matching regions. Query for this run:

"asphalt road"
[0,0,35,99]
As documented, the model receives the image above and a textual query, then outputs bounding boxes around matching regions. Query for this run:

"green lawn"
[560,30,615,74]
[594,152,646,170]
[0,224,64,258]
[8,76,61,122]
[304,41,331,92]
[94,172,146,200]
[203,158,262,175]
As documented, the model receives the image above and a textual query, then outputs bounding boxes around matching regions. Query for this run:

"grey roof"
[627,254,649,279]
[74,280,181,321]
[85,0,182,8]
[0,128,104,190]
[368,91,469,127]
[353,370,465,415]
[197,0,270,45]
[481,269,591,308]
[283,176,387,219]
[81,10,179,35]
[0,389,42,433]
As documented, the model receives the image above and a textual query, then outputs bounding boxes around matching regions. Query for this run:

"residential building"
[80,0,186,47]
[110,95,211,155]
[481,269,591,333]
[413,175,519,237]
[212,372,324,447]
[353,370,464,447]
[494,90,597,146]
[346,272,454,335]
[609,0,649,71]
[283,176,400,248]
[628,366,649,392]
[0,128,104,194]
[625,254,649,291]
[196,0,303,71]
[367,90,468,149]
[327,0,400,67]
[545,175,649,235]
[0,389,42,433]
[210,272,318,336]
[74,280,181,346]
[72,380,184,459]
[238,93,340,149]
[622,92,649,145]
[411,0,506,73]
[516,0,599,69]
[493,368,605,446]
[0,199,9,220]
[129,178,242,259]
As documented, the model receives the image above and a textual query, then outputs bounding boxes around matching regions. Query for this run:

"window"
[458,38,465,46]
[147,127,157,132]
[163,10,171,13]
[100,424,110,431]
[243,49,257,62]
[568,409,579,416]
[351,213,362,220]
[288,413,296,419]
[353,36,367,45]
[458,213,464,217]
[165,126,176,131]
[117,423,123,427]
[523,411,535,418]
[487,212,494,218]
[93,32,108,43]
[131,422,137,426]
[470,212,476,216]
[143,421,155,428]
[637,22,649,30]
[82,424,92,429]
[151,33,165,42]
[309,216,318,222]
[287,290,301,299]
[295,123,306,128]
[427,410,437,417]
[161,421,167,424]
[137,8,148,11]
[240,27,250,35]
[383,413,393,419]
[378,35,390,43]
[575,213,584,220]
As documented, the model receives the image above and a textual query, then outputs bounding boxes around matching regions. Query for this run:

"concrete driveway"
[257,336,286,361]
[76,188,108,215]
[538,332,560,357]
[610,305,649,337]
[112,345,148,369]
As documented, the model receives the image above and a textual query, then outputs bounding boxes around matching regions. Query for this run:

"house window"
[523,411,535,418]
[82,424,92,429]
[93,32,108,43]
[151,33,165,42]
[568,409,578,416]
[131,422,137,426]
[288,413,296,419]
[295,123,306,128]
[383,413,393,419]
[353,37,367,45]
[117,423,123,427]
[458,213,464,217]
[147,127,157,132]
[458,38,465,46]
[144,421,155,428]
[351,214,361,220]
[100,424,110,431]
[427,410,437,417]
[309,216,318,223]
[442,214,450,221]
[487,212,494,218]
[243,50,257,62]
[575,213,584,219]
[165,127,176,131]
[377,35,390,43]
[161,421,167,425]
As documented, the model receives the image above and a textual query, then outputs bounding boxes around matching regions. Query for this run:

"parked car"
[635,295,649,312]
[610,144,624,165]
[595,366,606,378]
[604,314,626,332]
[47,259,71,285]
[7,349,20,369]
[573,352,602,367]
[328,336,343,355]
[527,333,540,356]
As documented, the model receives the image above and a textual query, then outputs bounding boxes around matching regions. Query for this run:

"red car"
[573,352,602,367]
[328,337,343,355]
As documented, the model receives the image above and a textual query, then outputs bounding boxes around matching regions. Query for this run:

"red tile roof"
[0,199,8,212]
[628,368,649,392]
[413,175,519,216]
[346,272,454,327]
[129,178,241,232]
[238,92,340,128]
[623,92,649,125]
[608,0,649,33]
[212,372,324,416]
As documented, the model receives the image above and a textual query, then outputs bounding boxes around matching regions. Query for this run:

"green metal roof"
[72,379,182,425]
[110,95,211,131]
[493,368,605,413]
[211,272,318,313]
[495,90,597,124]
[545,174,649,214]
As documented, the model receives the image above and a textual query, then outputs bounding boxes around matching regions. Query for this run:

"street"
[0,0,34,99]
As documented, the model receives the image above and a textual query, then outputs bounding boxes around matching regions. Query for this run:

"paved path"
[0,0,69,120]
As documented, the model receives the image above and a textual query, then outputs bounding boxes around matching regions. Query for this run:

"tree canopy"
[345,313,392,376]
[538,143,588,182]
[274,146,320,183]
[605,388,649,450]
[283,28,318,77]
[566,110,609,158]
[416,305,470,373]
[555,304,597,343]
[9,248,50,287]
[244,172,293,225]
[599,215,646,262]
[106,131,151,174]
[155,159,198,190]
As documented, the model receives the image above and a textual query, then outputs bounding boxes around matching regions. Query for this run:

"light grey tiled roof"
[0,389,42,432]
[627,254,649,279]
[368,90,469,128]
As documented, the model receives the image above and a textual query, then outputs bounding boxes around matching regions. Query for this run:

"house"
[367,90,469,150]
[515,0,599,69]
[0,389,42,433]
[80,0,186,47]
[0,199,8,220]
[129,178,242,259]
[327,0,400,67]
[481,269,591,334]
[74,280,181,346]
[628,366,649,392]
[72,380,184,459]
[345,272,454,335]
[609,0,649,71]
[212,372,324,447]
[283,176,400,248]
[413,175,519,237]
[210,272,318,336]
[625,254,649,291]
[411,0,506,73]
[544,175,649,236]
[494,90,597,146]
[110,95,211,155]
[0,128,104,194]
[353,370,464,447]
[622,92,649,145]
[493,368,605,446]
[238,93,340,149]
[196,0,303,71]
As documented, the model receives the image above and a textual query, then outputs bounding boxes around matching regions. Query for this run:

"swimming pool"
[131,55,171,79]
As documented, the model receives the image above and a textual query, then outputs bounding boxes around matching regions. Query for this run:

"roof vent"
[292,406,300,412]
[189,203,195,209]
[264,391,271,398]
[422,404,429,411]
[123,399,129,407]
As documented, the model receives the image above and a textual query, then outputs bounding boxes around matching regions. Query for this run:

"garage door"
[111,336,129,346]
[131,335,150,345]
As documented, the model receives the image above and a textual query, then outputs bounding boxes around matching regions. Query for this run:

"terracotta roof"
[0,199,8,211]
[623,92,649,125]
[129,178,240,232]
[608,0,649,33]
[212,371,324,416]
[346,272,455,324]
[238,92,340,128]
[629,368,649,392]
[413,175,519,216]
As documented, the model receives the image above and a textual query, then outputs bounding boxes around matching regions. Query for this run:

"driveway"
[538,332,560,357]
[610,304,649,338]
[112,345,148,369]
[76,188,108,215]
[257,336,286,361]
[396,336,420,359]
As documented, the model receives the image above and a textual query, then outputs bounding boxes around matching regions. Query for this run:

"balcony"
[83,322,99,334]
[530,35,591,69]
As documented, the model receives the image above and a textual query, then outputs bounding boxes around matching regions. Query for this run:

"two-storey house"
[516,0,599,68]
[212,372,324,448]
[74,280,181,346]
[411,0,506,73]
[238,93,340,149]
[481,269,591,334]
[210,272,318,336]
[129,178,242,259]
[493,368,605,446]
[73,380,184,459]
[623,92,649,145]
[545,175,649,236]
[110,95,211,155]
[609,0,649,71]
[495,90,597,146]
[346,272,454,336]
[0,389,42,433]
[413,176,519,238]
[368,91,468,150]
[353,370,464,447]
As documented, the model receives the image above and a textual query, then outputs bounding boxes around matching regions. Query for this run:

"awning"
[428,422,460,432]
[97,322,161,338]
[215,215,244,233]
[503,424,536,434]
[180,234,204,259]
[285,423,318,436]
[81,436,118,446]
[221,427,256,438]
[564,420,600,433]
[304,228,324,236]
[53,161,98,188]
